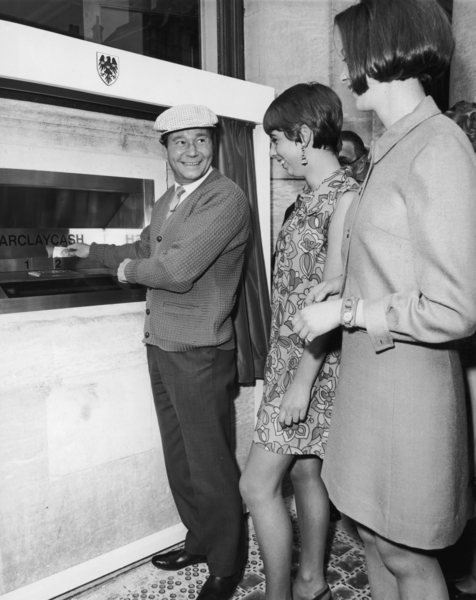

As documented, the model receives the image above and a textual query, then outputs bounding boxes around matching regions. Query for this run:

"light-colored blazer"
[344,96,476,351]
[322,96,476,549]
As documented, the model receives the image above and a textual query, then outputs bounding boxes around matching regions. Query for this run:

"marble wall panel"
[1,301,255,594]
[46,364,158,476]
[245,0,333,95]
[450,0,476,105]
[0,98,168,200]
[1,448,175,591]
[0,99,162,158]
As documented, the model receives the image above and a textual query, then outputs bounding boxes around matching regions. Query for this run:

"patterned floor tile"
[72,496,370,600]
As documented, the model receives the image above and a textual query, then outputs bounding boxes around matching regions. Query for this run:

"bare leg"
[240,442,294,600]
[358,522,449,600]
[291,456,330,600]
[356,523,399,600]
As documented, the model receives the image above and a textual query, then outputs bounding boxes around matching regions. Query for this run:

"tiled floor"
[73,497,370,600]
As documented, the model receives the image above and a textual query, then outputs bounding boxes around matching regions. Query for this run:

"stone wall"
[244,0,375,252]
[450,0,476,105]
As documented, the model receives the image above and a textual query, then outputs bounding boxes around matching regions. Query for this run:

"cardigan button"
[157,236,162,242]
[146,309,150,315]
[145,332,150,338]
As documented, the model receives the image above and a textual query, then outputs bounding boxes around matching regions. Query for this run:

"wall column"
[450,0,476,105]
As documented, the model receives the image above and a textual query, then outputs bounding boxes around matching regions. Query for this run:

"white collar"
[175,166,213,200]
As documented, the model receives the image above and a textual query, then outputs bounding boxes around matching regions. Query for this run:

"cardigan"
[90,168,250,350]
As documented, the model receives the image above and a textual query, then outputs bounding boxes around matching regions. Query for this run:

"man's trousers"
[147,344,246,577]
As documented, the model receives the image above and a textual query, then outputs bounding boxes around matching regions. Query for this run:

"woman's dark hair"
[263,82,343,154]
[445,101,476,153]
[335,0,454,96]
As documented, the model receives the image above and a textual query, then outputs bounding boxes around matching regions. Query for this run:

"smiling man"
[69,105,250,600]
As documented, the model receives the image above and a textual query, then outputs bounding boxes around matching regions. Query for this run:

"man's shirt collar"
[174,166,214,202]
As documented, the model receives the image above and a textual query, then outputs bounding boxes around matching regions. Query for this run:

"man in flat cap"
[69,104,249,600]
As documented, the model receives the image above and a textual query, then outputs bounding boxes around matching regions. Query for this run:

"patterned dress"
[253,168,359,457]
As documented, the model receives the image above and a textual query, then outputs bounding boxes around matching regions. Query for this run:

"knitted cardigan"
[90,169,250,350]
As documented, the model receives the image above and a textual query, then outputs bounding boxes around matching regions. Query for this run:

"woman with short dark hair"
[240,82,359,600]
[292,1,476,599]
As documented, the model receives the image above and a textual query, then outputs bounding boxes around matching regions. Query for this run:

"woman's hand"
[278,380,311,428]
[305,276,343,305]
[293,298,342,343]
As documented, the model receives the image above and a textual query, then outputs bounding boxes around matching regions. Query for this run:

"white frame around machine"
[0,19,273,600]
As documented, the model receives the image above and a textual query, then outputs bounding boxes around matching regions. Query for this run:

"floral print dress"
[253,168,359,457]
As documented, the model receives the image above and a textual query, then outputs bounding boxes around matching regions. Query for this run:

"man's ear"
[356,155,367,174]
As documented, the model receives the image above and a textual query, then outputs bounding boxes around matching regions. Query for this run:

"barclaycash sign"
[0,233,83,247]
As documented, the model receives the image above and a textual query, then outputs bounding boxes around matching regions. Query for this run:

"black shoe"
[447,581,476,600]
[151,548,207,571]
[196,569,244,600]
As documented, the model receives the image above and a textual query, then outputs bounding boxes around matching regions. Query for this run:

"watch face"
[343,310,353,323]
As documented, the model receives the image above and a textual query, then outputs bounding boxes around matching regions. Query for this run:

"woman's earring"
[301,145,308,166]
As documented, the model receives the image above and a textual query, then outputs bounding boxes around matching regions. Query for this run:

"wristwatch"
[341,296,358,329]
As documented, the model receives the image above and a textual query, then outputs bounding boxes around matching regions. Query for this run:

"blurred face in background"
[339,140,368,181]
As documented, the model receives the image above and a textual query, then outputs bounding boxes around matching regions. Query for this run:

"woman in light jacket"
[292,1,476,599]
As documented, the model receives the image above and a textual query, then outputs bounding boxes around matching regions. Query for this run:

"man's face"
[339,140,367,181]
[166,128,214,185]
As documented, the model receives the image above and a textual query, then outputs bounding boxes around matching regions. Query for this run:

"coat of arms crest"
[97,52,119,86]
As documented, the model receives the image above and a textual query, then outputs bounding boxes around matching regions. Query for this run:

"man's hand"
[293,299,342,343]
[278,380,311,429]
[305,276,343,306]
[118,258,132,282]
[67,243,91,258]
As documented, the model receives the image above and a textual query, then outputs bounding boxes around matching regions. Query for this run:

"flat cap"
[153,104,218,136]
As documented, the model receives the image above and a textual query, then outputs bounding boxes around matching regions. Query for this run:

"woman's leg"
[356,523,399,600]
[240,442,294,600]
[359,522,449,600]
[290,456,330,600]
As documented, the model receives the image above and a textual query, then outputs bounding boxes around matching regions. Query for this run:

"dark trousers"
[147,344,246,577]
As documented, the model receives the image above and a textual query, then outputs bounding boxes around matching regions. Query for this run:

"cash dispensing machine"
[0,168,154,314]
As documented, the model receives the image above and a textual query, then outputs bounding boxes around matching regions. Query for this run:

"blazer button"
[146,309,150,315]
[157,235,162,242]
[145,332,150,338]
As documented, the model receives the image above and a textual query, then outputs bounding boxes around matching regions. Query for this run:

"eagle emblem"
[97,52,119,86]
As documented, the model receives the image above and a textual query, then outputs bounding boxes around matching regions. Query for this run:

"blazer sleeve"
[364,132,476,351]
[123,184,250,292]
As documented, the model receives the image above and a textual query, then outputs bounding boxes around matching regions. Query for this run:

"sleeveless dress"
[253,168,359,457]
